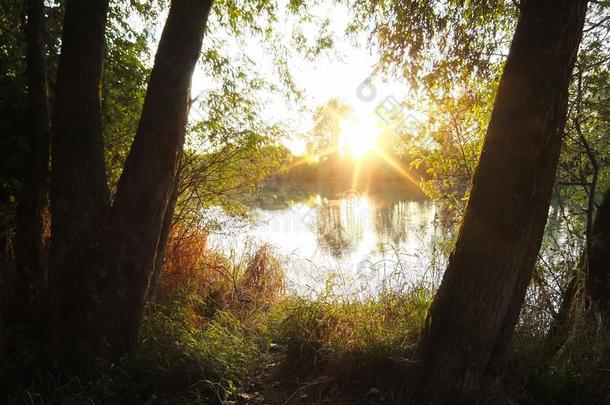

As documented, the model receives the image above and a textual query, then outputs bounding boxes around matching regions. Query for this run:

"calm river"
[208,182,448,297]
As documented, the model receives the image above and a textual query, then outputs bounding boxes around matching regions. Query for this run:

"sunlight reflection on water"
[207,190,448,298]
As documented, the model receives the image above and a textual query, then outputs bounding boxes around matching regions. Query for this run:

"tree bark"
[148,160,182,302]
[411,1,588,402]
[0,305,6,379]
[59,0,213,360]
[49,0,110,351]
[587,187,610,317]
[0,235,10,378]
[14,0,51,317]
[103,0,212,356]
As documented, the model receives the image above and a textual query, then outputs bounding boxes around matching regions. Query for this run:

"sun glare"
[339,116,380,158]
[284,137,307,156]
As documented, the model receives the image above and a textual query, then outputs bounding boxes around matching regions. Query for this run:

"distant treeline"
[268,152,427,189]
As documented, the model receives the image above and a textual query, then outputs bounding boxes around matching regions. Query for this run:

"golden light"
[284,137,307,156]
[338,116,380,158]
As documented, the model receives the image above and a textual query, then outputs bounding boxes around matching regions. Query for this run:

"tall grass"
[4,228,610,404]
[4,302,265,404]
[156,227,284,315]
[3,233,285,404]
[137,220,610,404]
[271,286,432,379]
[501,290,610,405]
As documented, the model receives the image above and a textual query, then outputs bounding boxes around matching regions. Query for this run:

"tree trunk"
[59,0,213,361]
[0,212,12,377]
[0,306,6,379]
[148,161,182,302]
[102,0,212,356]
[14,0,51,318]
[411,1,588,402]
[49,0,110,352]
[588,187,610,317]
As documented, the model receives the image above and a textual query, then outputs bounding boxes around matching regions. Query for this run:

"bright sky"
[193,2,406,152]
[148,2,410,156]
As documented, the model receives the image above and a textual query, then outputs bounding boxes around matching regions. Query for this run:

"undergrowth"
[4,298,265,404]
[271,287,432,380]
[3,234,610,404]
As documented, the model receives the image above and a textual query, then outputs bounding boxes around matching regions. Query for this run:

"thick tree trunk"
[0,236,9,378]
[148,163,181,302]
[59,0,213,360]
[49,0,110,351]
[588,187,610,317]
[102,0,212,355]
[14,0,51,317]
[411,1,588,402]
[0,306,6,378]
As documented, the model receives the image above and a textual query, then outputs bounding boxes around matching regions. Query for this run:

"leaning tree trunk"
[0,306,6,378]
[148,162,182,302]
[49,0,110,351]
[102,0,212,356]
[14,0,51,318]
[412,0,588,402]
[587,187,610,317]
[59,0,213,361]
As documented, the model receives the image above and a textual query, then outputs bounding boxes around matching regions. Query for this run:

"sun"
[284,137,307,156]
[338,115,380,158]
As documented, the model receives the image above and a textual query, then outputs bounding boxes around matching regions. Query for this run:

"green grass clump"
[130,297,263,402]
[268,285,433,382]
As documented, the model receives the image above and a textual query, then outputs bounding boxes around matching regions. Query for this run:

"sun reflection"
[340,193,370,214]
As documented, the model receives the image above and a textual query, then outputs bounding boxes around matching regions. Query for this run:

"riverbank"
[3,245,609,404]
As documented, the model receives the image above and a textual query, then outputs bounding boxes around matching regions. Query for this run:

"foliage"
[177,59,288,228]
[0,0,29,245]
[102,2,158,191]
[522,1,610,332]
[352,0,517,91]
[408,74,498,224]
[307,98,352,156]
[556,0,610,233]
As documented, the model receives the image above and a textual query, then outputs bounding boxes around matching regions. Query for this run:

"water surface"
[208,182,446,296]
